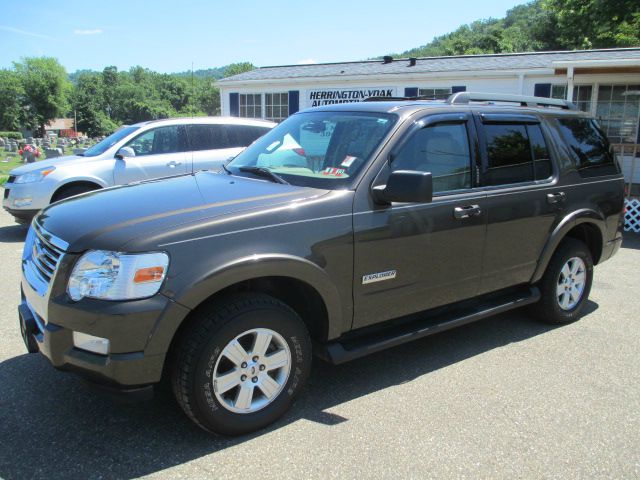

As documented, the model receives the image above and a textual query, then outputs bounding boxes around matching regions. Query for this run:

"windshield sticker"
[341,156,357,167]
[323,167,346,177]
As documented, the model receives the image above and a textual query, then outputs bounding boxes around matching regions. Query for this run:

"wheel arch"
[531,209,606,284]
[50,178,106,202]
[168,254,344,343]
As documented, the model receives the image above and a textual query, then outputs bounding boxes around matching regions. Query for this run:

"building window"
[239,94,262,119]
[572,85,593,112]
[551,84,567,99]
[418,87,452,100]
[265,93,289,122]
[596,84,640,144]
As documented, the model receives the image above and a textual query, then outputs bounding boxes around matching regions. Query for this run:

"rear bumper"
[604,235,623,261]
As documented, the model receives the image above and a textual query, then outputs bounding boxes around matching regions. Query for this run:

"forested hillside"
[387,0,639,58]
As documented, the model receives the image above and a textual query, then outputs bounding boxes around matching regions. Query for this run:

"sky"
[0,0,525,73]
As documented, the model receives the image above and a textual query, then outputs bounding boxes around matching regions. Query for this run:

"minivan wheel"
[532,238,593,324]
[171,294,311,435]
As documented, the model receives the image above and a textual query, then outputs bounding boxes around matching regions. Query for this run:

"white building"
[219,48,640,208]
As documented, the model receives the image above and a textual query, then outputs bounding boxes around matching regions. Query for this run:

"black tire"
[51,184,99,203]
[171,293,312,435]
[532,237,594,324]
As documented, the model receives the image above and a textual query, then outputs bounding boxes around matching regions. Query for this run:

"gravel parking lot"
[0,207,639,479]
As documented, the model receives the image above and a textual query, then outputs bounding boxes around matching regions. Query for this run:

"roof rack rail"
[363,95,445,102]
[447,91,577,110]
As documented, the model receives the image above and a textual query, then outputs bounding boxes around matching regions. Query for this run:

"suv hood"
[36,171,325,252]
[10,155,88,175]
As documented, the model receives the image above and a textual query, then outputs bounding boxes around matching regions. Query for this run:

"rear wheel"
[171,294,312,435]
[532,238,593,324]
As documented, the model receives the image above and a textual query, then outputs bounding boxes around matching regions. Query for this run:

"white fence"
[625,198,640,233]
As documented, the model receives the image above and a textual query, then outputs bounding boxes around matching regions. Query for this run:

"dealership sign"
[307,87,398,107]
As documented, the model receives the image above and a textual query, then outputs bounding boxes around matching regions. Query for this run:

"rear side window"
[556,118,618,177]
[187,124,230,151]
[227,125,271,148]
[483,123,552,185]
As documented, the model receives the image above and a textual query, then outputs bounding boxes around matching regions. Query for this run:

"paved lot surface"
[0,207,639,479]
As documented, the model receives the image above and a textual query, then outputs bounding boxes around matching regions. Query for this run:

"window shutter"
[534,84,551,98]
[229,93,239,116]
[404,87,418,97]
[288,90,299,116]
[451,86,466,93]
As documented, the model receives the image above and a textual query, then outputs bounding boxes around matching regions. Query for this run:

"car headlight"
[13,167,56,184]
[68,250,169,301]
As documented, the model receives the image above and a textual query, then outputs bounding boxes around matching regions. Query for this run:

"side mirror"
[115,146,135,160]
[372,170,433,204]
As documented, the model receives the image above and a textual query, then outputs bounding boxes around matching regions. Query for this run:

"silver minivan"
[2,117,275,223]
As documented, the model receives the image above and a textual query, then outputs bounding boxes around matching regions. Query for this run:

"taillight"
[293,148,306,157]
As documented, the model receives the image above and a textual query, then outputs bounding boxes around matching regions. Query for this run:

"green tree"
[0,69,26,131]
[14,57,71,135]
[71,72,118,136]
[542,0,640,48]
[224,62,255,78]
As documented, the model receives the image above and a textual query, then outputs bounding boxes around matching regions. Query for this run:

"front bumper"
[20,262,190,392]
[3,182,50,222]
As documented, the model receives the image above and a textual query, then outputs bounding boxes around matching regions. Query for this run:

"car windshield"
[227,111,397,189]
[83,126,140,157]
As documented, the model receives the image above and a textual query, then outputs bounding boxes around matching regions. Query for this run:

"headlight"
[68,250,169,301]
[14,167,56,184]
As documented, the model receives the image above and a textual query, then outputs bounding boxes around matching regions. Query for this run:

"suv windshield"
[83,126,140,157]
[227,111,397,189]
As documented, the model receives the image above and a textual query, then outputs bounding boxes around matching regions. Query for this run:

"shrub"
[0,131,23,140]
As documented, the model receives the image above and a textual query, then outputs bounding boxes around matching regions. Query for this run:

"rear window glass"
[556,118,619,177]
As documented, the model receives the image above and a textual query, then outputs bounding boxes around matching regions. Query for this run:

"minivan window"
[83,126,140,157]
[391,122,472,193]
[125,125,187,156]
[188,124,230,151]
[556,118,619,177]
[226,125,271,148]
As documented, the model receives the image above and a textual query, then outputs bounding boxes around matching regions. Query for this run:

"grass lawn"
[0,146,78,186]
[0,153,27,186]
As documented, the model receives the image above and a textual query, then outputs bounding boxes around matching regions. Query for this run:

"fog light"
[73,332,110,355]
[13,197,32,207]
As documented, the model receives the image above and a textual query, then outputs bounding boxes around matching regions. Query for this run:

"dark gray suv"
[19,92,625,435]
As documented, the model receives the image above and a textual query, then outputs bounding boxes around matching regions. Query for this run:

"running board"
[318,286,540,365]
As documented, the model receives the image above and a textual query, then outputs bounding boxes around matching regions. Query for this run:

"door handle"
[453,205,482,219]
[546,192,566,204]
[167,161,182,168]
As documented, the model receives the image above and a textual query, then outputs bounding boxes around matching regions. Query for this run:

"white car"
[3,117,275,223]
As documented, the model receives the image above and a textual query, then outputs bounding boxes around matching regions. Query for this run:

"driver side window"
[125,126,185,157]
[391,122,472,193]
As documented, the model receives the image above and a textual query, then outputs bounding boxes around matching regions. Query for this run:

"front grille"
[31,233,64,284]
[23,222,67,295]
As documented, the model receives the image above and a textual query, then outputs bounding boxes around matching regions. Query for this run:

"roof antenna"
[383,56,393,64]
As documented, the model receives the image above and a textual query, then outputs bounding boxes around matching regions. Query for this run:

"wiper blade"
[239,166,289,185]
[221,163,231,174]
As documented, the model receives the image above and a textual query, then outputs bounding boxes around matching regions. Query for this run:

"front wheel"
[171,294,312,435]
[532,238,594,324]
